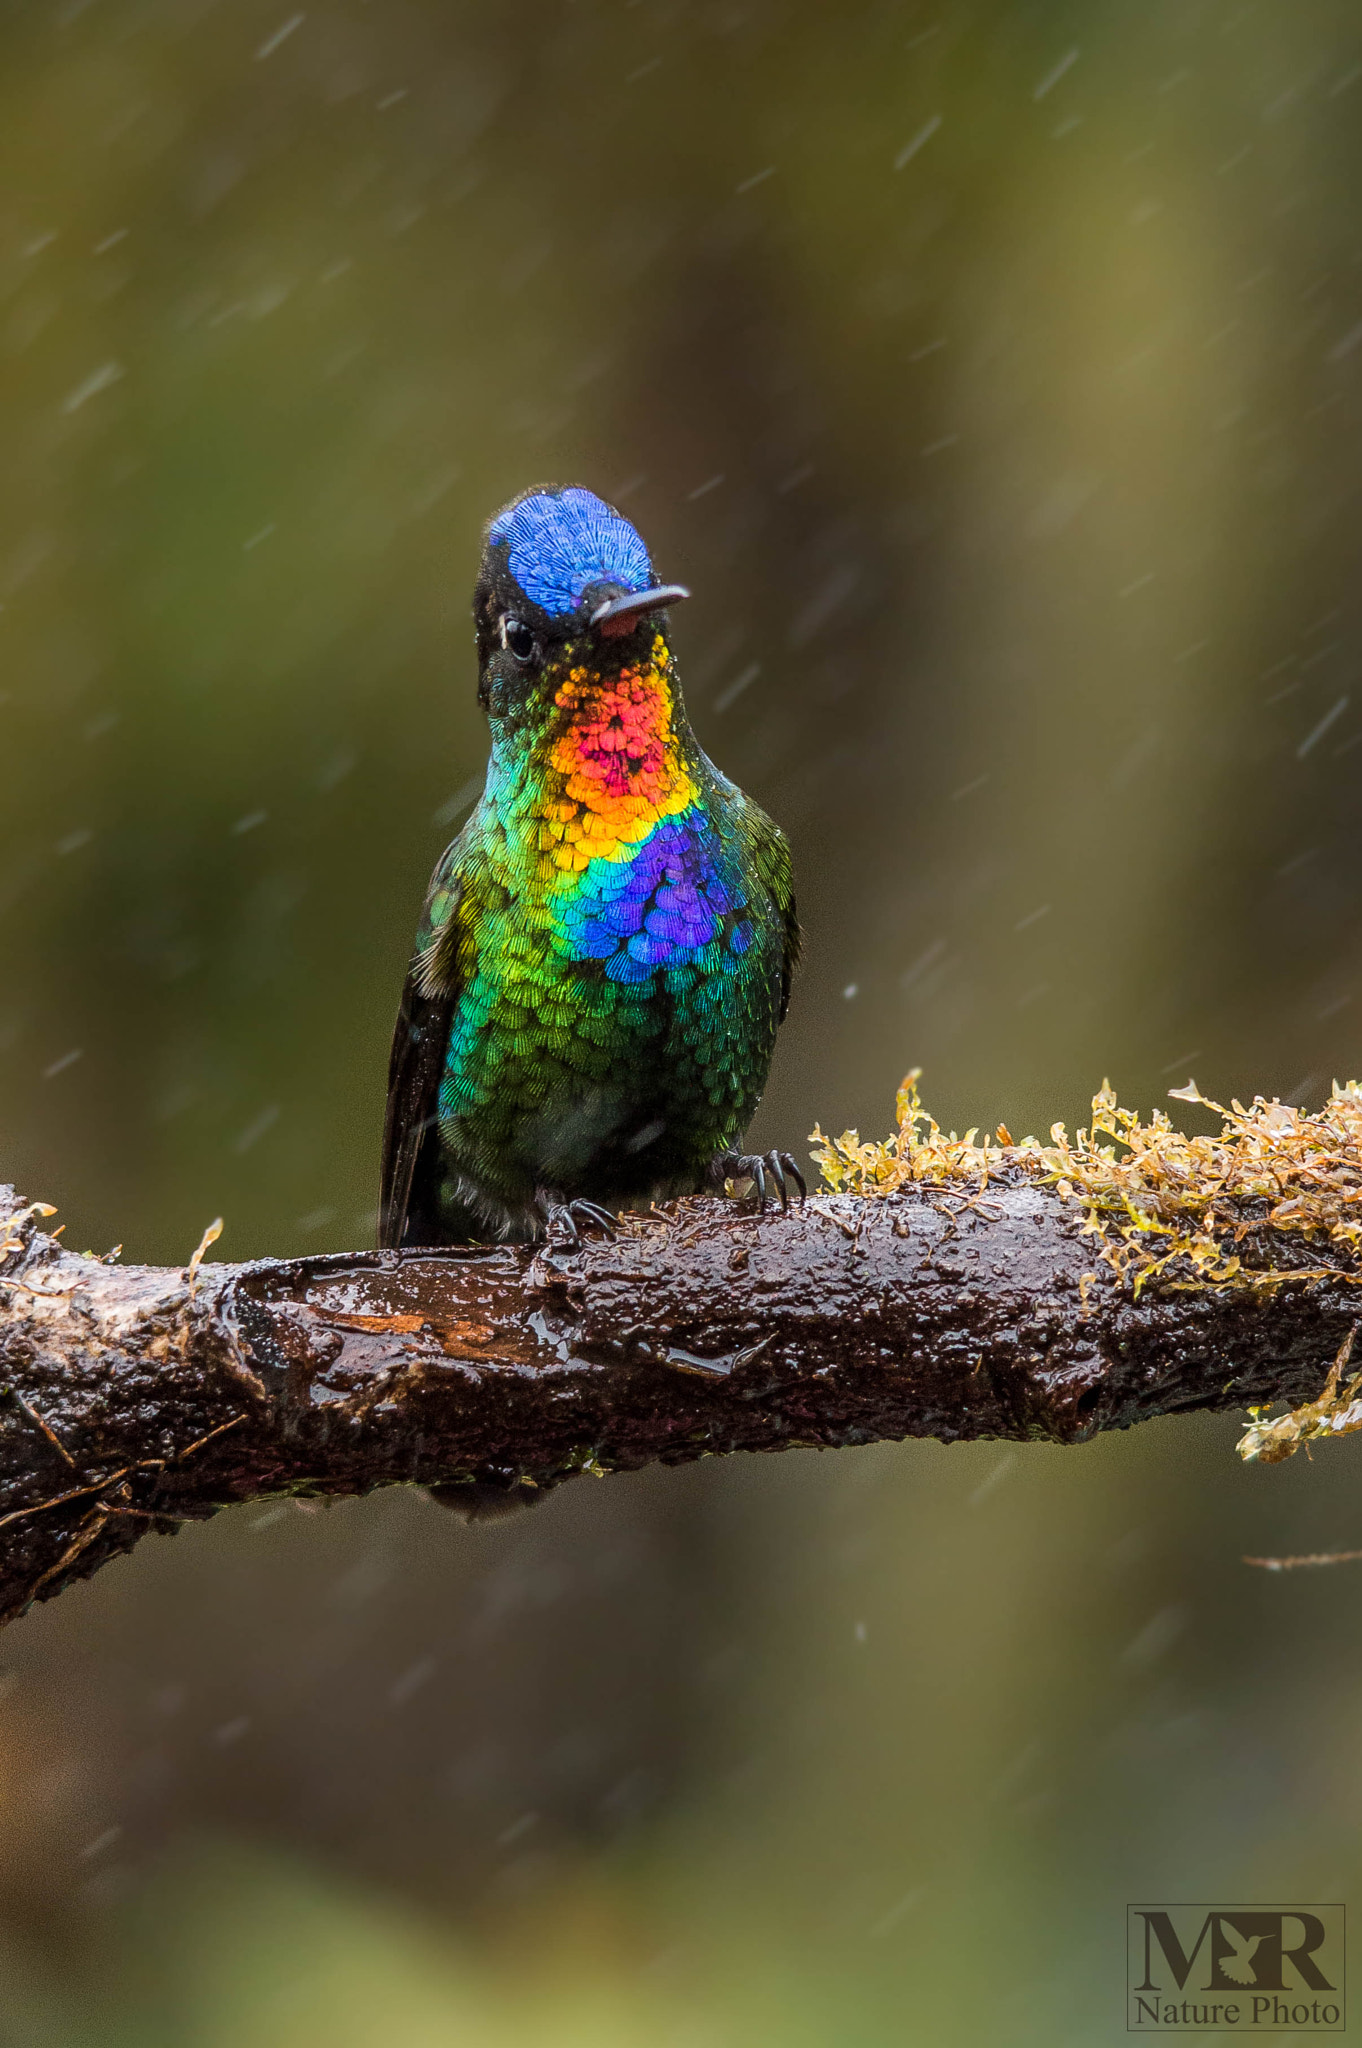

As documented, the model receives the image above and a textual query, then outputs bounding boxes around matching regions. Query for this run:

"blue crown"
[488,487,653,620]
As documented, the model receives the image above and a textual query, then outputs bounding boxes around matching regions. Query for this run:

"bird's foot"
[709,1147,807,1214]
[534,1187,617,1248]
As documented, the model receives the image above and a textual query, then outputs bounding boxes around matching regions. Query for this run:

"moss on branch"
[1,1073,1361,1626]
[815,1071,1362,1299]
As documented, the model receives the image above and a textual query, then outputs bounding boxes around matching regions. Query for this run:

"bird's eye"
[501,616,538,664]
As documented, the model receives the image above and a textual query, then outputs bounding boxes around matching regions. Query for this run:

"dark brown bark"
[0,1178,1349,1627]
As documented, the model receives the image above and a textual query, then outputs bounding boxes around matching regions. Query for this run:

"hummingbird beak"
[589,584,691,638]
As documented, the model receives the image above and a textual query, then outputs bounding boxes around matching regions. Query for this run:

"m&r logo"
[1128,1904,1345,2032]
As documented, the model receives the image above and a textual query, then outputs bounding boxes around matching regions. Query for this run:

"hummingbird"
[379,484,802,1248]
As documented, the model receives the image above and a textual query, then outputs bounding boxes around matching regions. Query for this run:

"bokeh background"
[1,0,1361,2040]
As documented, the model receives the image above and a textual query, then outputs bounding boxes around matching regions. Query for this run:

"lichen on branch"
[2,1068,1362,1625]
[813,1070,1362,1300]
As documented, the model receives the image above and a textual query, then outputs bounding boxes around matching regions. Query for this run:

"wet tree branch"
[0,1178,1351,1626]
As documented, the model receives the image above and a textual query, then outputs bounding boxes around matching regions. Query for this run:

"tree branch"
[0,1172,1353,1627]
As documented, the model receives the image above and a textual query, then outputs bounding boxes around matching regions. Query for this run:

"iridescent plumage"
[379,485,799,1245]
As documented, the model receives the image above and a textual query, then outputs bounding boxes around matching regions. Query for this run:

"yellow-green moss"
[812,1071,1362,1300]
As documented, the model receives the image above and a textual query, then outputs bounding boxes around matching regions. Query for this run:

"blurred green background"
[2,0,1362,2040]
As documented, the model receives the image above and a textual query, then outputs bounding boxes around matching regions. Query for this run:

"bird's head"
[473,485,689,732]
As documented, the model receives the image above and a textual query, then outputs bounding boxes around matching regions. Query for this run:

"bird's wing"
[778,871,800,1025]
[1218,1929,1262,1985]
[745,799,800,1022]
[700,756,800,1024]
[378,842,466,1250]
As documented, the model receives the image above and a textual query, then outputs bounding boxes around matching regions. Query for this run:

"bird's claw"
[710,1148,807,1214]
[535,1190,618,1247]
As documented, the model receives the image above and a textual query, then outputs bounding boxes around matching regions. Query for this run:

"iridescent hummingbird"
[379,485,801,1247]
